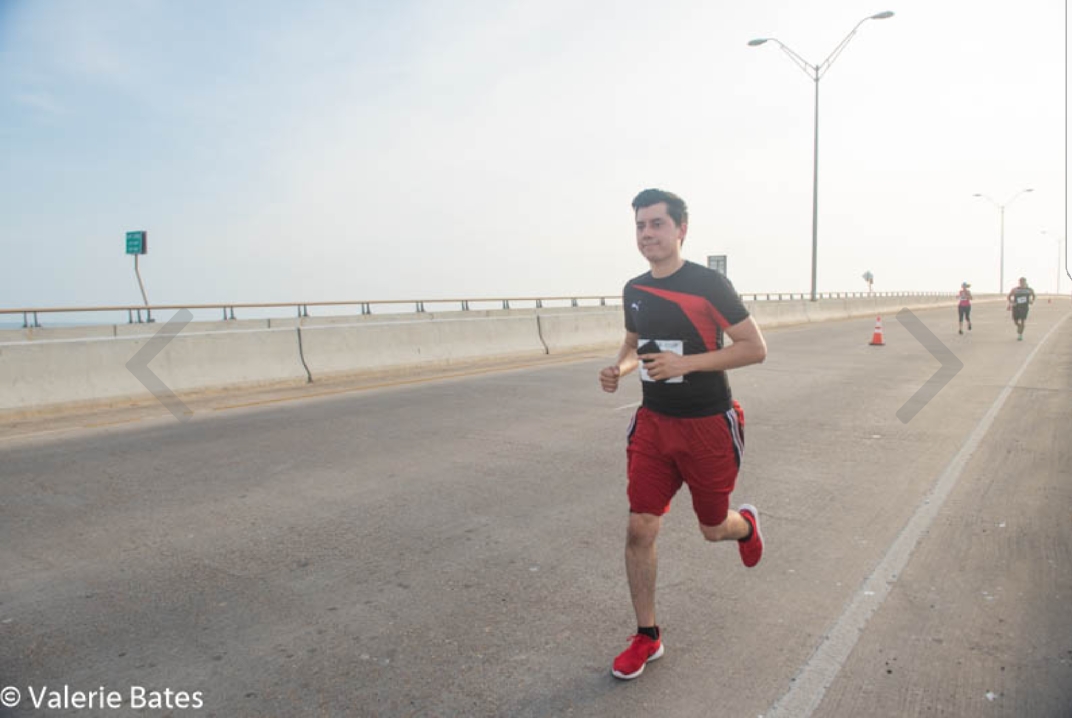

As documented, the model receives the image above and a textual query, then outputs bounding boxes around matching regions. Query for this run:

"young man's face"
[635,202,686,264]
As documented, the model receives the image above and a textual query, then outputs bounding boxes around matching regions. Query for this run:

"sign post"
[126,231,152,322]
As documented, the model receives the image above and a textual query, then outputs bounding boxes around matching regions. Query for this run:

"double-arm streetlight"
[748,11,894,302]
[972,188,1033,292]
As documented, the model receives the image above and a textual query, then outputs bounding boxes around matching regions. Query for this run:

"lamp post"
[748,11,894,302]
[1041,230,1063,295]
[972,189,1033,293]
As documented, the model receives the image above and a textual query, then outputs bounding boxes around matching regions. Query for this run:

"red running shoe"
[738,504,763,568]
[611,633,664,680]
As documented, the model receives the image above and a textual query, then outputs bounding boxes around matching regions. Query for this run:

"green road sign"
[126,231,147,255]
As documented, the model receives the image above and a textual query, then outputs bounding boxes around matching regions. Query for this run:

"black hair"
[632,188,688,227]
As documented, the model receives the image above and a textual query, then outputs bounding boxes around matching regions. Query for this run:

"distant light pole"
[748,11,895,302]
[973,189,1033,293]
[1041,230,1063,294]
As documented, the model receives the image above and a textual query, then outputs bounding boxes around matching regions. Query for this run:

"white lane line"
[613,402,640,411]
[764,311,1071,718]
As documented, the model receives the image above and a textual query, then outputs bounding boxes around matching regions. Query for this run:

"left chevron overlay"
[125,309,194,421]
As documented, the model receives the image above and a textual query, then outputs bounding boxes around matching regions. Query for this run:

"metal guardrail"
[1,296,616,328]
[742,291,957,302]
[0,292,957,328]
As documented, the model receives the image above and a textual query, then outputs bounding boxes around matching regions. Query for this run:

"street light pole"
[749,11,894,302]
[973,189,1033,293]
[1001,205,1006,293]
[811,68,819,301]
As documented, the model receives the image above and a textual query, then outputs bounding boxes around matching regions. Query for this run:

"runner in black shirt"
[1007,276,1036,341]
[599,189,768,680]
[623,261,750,417]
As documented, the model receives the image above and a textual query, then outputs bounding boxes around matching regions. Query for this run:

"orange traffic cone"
[869,316,885,346]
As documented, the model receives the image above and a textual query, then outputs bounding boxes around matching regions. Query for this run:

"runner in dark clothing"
[957,282,973,334]
[1007,277,1036,341]
[599,189,768,680]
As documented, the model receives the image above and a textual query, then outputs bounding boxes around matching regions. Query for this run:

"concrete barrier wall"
[744,300,810,328]
[803,299,851,323]
[298,314,547,380]
[747,295,1009,328]
[844,298,879,317]
[0,328,307,414]
[142,327,308,393]
[1,296,974,415]
[536,309,622,354]
[0,325,118,342]
[1,337,148,411]
[268,308,541,329]
[0,319,272,343]
[113,318,270,337]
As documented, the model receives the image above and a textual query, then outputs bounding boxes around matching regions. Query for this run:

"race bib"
[1016,295,1028,304]
[638,339,684,384]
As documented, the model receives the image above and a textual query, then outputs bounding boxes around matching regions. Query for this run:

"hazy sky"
[0,0,1067,313]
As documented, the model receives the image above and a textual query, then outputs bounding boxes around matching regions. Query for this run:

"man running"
[599,189,768,680]
[1007,277,1036,341]
[957,282,973,334]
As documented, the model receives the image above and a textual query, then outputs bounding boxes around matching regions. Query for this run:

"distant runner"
[1007,277,1036,341]
[957,282,972,335]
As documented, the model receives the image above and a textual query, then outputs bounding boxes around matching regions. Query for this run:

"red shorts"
[626,402,744,527]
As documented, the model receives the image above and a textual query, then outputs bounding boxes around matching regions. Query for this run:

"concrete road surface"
[1,302,1070,717]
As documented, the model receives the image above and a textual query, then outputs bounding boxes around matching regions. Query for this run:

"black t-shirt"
[623,261,750,417]
[1010,286,1035,306]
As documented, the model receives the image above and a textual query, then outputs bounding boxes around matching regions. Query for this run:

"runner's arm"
[599,332,640,392]
[613,331,641,376]
[670,316,767,374]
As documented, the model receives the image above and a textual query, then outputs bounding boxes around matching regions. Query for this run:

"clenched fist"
[599,365,621,393]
